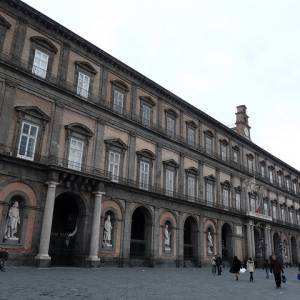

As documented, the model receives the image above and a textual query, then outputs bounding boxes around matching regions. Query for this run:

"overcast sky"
[23,0,300,170]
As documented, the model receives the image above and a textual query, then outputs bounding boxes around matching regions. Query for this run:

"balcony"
[246,211,272,221]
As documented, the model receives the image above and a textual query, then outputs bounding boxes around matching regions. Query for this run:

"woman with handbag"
[231,256,242,281]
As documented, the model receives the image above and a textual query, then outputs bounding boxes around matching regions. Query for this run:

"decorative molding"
[30,36,58,53]
[15,106,50,121]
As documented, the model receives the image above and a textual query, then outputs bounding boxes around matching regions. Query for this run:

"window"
[281,207,286,222]
[263,200,268,215]
[297,213,300,225]
[166,115,176,137]
[222,187,229,208]
[17,121,39,161]
[204,132,214,154]
[277,172,283,186]
[141,103,152,127]
[187,126,196,147]
[289,210,294,224]
[113,90,124,113]
[187,175,196,198]
[247,155,254,173]
[272,205,277,219]
[293,181,298,193]
[139,160,150,190]
[285,177,291,191]
[232,147,239,163]
[249,194,256,212]
[205,178,215,206]
[235,191,241,210]
[32,49,49,79]
[108,151,121,182]
[269,167,274,184]
[220,143,227,161]
[68,138,84,171]
[77,72,90,98]
[166,169,175,195]
[260,162,266,178]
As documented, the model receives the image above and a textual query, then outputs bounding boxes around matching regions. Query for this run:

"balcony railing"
[0,50,299,198]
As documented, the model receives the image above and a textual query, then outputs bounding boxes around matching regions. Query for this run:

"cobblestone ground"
[0,266,299,300]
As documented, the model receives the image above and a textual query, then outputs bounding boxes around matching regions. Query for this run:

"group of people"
[211,254,287,288]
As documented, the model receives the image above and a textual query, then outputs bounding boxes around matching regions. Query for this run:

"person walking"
[211,255,217,275]
[0,247,8,272]
[216,254,222,276]
[270,255,284,288]
[231,256,242,281]
[263,259,270,279]
[247,258,255,282]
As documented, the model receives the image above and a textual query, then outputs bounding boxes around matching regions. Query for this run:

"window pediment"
[185,167,198,175]
[235,186,241,192]
[221,180,231,187]
[205,175,216,182]
[219,139,228,146]
[204,130,214,137]
[232,145,239,151]
[246,153,254,159]
[140,96,155,106]
[65,123,93,137]
[110,79,129,92]
[30,36,58,53]
[165,108,178,118]
[163,159,179,168]
[0,15,11,29]
[105,138,128,150]
[136,149,155,160]
[15,106,50,121]
[185,120,197,128]
[75,61,97,74]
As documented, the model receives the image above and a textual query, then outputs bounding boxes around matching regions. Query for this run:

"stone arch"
[130,205,153,260]
[49,191,88,266]
[159,210,177,258]
[221,222,233,261]
[100,199,124,258]
[253,226,265,264]
[183,215,198,261]
[0,181,37,251]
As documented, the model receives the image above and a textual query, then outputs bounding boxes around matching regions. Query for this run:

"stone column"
[92,119,105,169]
[198,161,204,201]
[35,181,58,267]
[264,225,272,259]
[217,220,223,256]
[155,144,162,188]
[57,42,70,84]
[127,132,136,180]
[11,17,27,61]
[130,84,137,119]
[100,66,108,103]
[179,153,185,194]
[246,220,254,259]
[176,212,184,267]
[151,207,160,267]
[216,169,220,205]
[86,191,105,267]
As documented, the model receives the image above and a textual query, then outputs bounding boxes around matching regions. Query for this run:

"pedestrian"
[216,254,222,276]
[263,259,270,279]
[211,255,217,275]
[247,258,255,282]
[270,254,284,288]
[231,256,242,281]
[0,247,8,272]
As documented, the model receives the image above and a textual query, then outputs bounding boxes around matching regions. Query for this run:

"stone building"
[0,0,299,268]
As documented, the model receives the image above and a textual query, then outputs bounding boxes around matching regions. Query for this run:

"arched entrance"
[49,192,86,266]
[254,227,265,266]
[222,223,233,262]
[130,207,152,259]
[273,232,283,264]
[291,237,298,265]
[183,216,198,261]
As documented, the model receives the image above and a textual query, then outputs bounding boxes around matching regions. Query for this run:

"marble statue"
[103,215,113,247]
[207,230,214,254]
[164,224,171,251]
[4,201,20,240]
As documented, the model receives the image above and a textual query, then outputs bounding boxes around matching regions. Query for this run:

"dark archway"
[254,227,265,266]
[183,216,198,261]
[291,237,298,265]
[130,206,152,259]
[49,192,86,266]
[222,223,233,262]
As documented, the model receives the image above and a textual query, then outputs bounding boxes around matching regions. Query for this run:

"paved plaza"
[0,266,299,300]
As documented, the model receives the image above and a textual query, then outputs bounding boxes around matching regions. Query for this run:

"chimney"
[235,105,251,140]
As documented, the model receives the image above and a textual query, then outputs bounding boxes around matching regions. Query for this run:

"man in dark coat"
[0,247,8,272]
[270,255,284,288]
[231,256,242,281]
[216,254,222,276]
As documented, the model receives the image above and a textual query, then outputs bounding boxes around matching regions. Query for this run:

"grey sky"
[23,0,300,170]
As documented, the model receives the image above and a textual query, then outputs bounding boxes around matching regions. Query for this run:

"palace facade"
[0,0,299,268]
